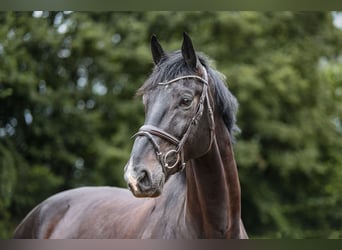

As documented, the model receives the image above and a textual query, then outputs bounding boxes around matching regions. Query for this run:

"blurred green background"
[0,12,342,239]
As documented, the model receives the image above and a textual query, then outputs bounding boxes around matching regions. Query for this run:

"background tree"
[0,11,341,238]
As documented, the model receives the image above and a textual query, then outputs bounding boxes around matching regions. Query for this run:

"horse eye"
[180,97,193,107]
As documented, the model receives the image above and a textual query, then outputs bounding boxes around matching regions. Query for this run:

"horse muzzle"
[124,158,165,198]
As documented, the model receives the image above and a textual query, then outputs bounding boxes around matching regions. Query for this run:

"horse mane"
[137,50,239,141]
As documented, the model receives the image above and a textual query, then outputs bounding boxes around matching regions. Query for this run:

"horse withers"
[13,33,248,239]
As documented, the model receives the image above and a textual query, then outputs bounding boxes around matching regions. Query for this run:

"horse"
[13,33,248,239]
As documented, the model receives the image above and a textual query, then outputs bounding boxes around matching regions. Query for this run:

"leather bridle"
[133,65,215,174]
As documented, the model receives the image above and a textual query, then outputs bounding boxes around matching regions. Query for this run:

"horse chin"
[130,187,162,198]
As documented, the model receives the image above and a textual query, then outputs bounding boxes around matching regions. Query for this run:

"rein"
[133,65,215,174]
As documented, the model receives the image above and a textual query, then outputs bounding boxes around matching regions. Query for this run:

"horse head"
[124,33,215,197]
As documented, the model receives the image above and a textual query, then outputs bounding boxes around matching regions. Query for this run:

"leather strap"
[137,125,180,146]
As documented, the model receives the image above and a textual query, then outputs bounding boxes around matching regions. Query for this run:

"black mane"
[138,50,239,141]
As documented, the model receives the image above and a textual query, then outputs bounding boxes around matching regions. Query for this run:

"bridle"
[133,65,215,174]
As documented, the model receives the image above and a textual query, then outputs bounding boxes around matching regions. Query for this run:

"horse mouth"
[127,177,164,198]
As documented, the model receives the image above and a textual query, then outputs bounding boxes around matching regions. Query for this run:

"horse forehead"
[144,87,173,112]
[145,90,170,117]
[146,80,199,100]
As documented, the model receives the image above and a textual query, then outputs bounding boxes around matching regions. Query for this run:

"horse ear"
[151,35,165,65]
[181,32,199,69]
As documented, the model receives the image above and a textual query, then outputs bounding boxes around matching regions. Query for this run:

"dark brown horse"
[13,33,248,239]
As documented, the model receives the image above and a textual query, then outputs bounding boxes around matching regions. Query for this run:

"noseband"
[133,65,214,173]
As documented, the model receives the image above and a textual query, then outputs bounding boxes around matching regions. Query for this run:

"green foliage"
[0,11,341,238]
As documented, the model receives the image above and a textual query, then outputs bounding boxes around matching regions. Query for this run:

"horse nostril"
[128,183,134,191]
[138,170,151,187]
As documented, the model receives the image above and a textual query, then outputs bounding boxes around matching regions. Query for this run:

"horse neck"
[184,115,242,238]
